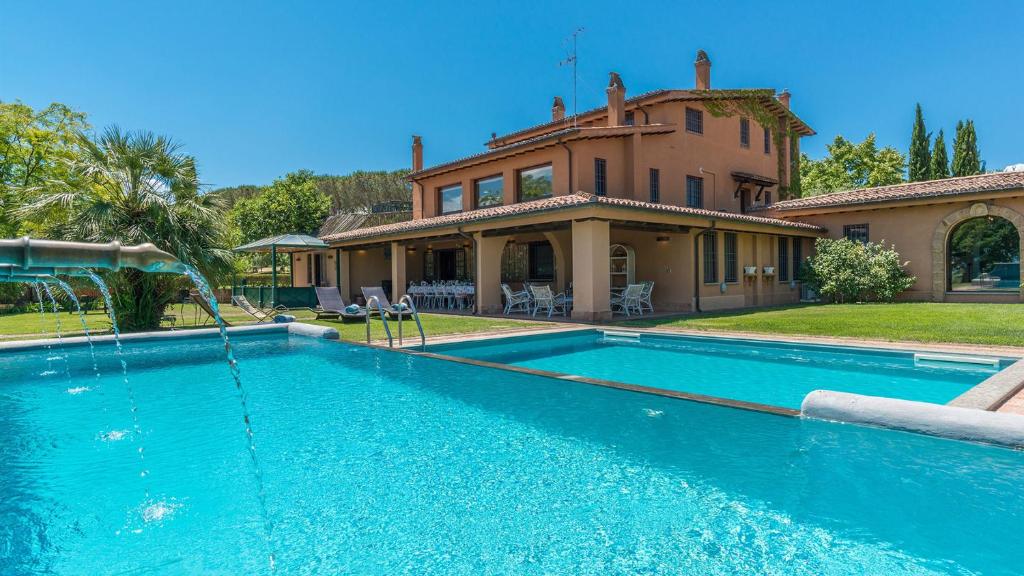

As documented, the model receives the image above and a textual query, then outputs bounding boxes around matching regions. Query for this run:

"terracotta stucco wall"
[783,197,1024,301]
[413,100,791,220]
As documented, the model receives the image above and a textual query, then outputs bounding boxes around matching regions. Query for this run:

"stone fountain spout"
[0,237,187,279]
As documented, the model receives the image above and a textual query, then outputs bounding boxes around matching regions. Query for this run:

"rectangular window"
[724,233,738,283]
[474,174,504,208]
[740,117,750,148]
[517,164,553,201]
[792,237,803,280]
[685,107,703,134]
[594,158,607,196]
[778,237,790,282]
[624,111,635,126]
[843,224,870,244]
[763,127,771,154]
[439,183,463,214]
[686,175,704,208]
[528,242,554,280]
[703,231,718,283]
[649,168,660,203]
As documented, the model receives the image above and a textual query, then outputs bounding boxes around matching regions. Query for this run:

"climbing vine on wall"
[702,90,801,199]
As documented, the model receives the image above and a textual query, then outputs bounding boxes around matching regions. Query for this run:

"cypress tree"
[908,103,931,181]
[930,129,949,179]
[951,119,982,177]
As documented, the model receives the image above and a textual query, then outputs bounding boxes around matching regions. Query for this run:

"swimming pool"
[428,329,1015,410]
[2,331,1023,574]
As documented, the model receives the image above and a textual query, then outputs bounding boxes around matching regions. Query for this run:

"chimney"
[412,135,423,172]
[606,72,626,127]
[777,89,791,109]
[552,96,565,121]
[695,50,711,90]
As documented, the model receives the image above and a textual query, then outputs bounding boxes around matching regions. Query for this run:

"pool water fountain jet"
[0,238,276,571]
[30,283,57,377]
[49,276,101,383]
[183,265,277,572]
[40,281,73,383]
[83,269,150,500]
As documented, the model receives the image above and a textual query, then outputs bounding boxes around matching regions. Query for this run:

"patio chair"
[639,280,655,314]
[531,285,568,318]
[314,286,366,322]
[231,295,280,323]
[190,289,232,327]
[611,283,644,317]
[361,286,413,320]
[501,283,531,315]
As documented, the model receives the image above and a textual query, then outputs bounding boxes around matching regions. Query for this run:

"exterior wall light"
[656,236,671,244]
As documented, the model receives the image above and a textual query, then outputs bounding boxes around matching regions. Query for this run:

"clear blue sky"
[3,1,1022,188]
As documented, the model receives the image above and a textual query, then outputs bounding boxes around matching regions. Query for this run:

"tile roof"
[770,172,1024,212]
[320,192,823,244]
[486,88,814,147]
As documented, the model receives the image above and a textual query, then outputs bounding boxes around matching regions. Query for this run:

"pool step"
[913,353,1000,368]
[601,330,642,343]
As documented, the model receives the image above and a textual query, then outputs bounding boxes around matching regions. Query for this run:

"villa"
[290,51,1024,318]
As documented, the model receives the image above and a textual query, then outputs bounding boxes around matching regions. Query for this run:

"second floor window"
[649,168,660,203]
[725,232,738,283]
[475,175,504,208]
[518,164,553,201]
[439,183,463,215]
[686,175,704,208]
[686,107,703,134]
[740,118,750,148]
[703,231,718,283]
[843,224,869,244]
[594,158,607,196]
[778,237,790,282]
[624,111,635,126]
[764,127,771,154]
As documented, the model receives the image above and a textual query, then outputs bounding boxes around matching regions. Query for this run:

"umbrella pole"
[271,246,278,308]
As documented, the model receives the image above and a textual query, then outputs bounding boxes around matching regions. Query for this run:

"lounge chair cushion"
[345,304,361,314]
[273,314,295,323]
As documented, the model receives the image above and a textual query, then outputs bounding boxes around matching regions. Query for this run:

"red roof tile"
[770,172,1024,212]
[320,192,823,244]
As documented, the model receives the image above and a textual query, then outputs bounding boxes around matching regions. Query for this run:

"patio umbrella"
[233,234,328,307]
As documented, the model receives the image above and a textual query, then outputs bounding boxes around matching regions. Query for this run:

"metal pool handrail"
[397,295,426,351]
[365,295,393,347]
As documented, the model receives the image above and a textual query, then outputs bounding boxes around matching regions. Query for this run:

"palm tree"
[19,126,233,330]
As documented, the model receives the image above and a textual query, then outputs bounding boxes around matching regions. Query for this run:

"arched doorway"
[947,216,1020,291]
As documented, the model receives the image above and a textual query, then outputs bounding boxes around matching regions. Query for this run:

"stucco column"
[475,232,506,314]
[571,219,611,321]
[338,249,351,301]
[630,131,644,201]
[391,241,407,301]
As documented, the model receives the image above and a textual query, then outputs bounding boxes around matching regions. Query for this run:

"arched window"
[947,216,1020,291]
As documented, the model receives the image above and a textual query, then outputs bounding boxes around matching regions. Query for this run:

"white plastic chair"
[531,285,568,318]
[501,283,530,315]
[611,283,644,316]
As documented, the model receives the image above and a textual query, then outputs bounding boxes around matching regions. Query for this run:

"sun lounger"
[360,286,413,320]
[314,287,366,322]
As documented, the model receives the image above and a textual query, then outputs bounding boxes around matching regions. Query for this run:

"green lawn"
[618,303,1024,347]
[0,303,544,343]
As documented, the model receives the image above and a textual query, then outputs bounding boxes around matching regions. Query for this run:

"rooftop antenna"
[559,27,584,128]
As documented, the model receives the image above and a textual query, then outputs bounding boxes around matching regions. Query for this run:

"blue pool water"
[2,332,1024,574]
[428,330,1014,409]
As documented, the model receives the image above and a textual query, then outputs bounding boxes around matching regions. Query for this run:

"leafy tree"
[799,134,905,195]
[930,129,949,179]
[0,101,89,235]
[230,170,331,243]
[208,184,264,210]
[800,238,916,303]
[18,127,233,330]
[315,170,410,213]
[907,103,931,182]
[951,120,982,177]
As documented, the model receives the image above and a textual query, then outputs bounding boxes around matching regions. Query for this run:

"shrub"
[801,238,916,303]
